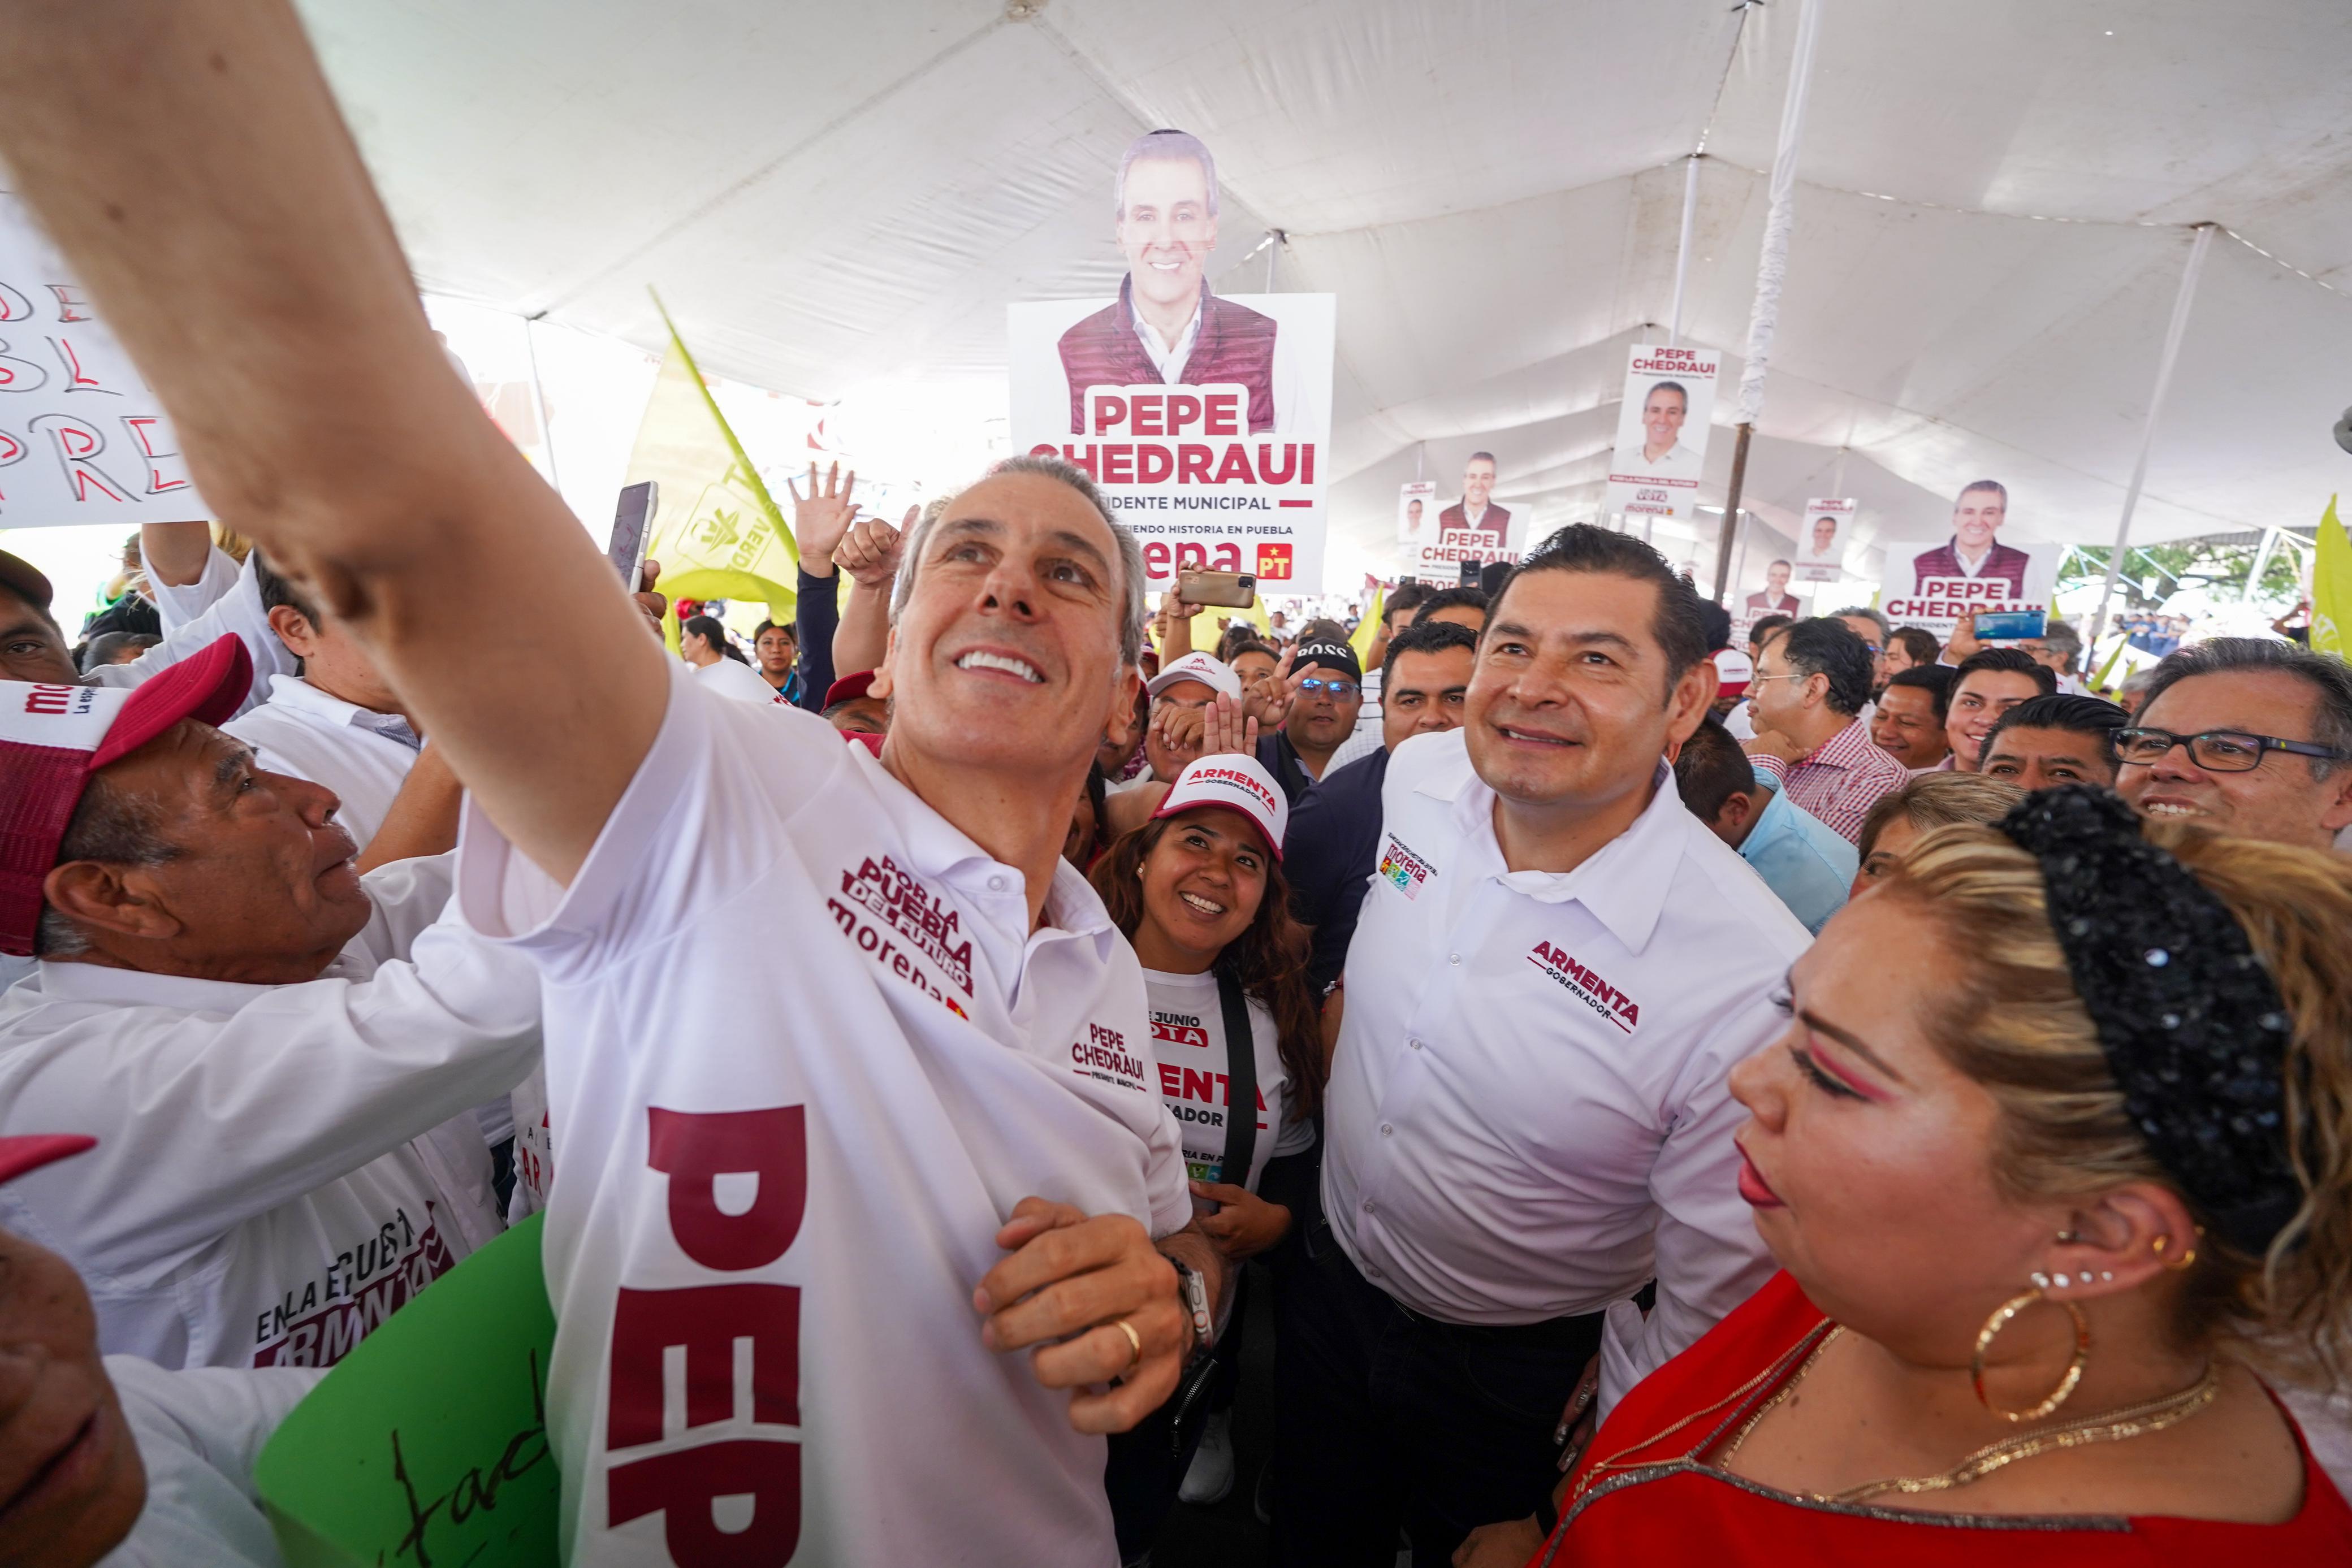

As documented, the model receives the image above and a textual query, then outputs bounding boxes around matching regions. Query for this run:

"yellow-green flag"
[623,297,799,647]
[1350,584,1386,664]
[2312,495,2351,659]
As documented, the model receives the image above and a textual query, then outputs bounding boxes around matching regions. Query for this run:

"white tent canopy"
[299,0,2352,588]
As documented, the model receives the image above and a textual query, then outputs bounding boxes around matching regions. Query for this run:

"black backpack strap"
[1214,967,1259,1192]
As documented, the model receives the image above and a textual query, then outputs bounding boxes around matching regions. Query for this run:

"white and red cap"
[1712,648,1753,698]
[1151,753,1288,860]
[0,634,251,957]
[1147,652,1243,701]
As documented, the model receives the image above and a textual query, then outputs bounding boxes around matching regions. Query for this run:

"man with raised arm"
[0,7,1217,1565]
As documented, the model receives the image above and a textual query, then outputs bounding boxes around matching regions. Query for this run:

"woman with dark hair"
[678,613,782,705]
[1089,751,1326,1549]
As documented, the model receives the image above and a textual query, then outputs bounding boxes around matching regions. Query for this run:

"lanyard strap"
[1214,967,1257,1190]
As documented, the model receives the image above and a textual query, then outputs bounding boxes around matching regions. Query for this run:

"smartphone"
[1972,609,2047,642]
[1177,569,1257,609]
[607,481,659,586]
[1458,559,1483,589]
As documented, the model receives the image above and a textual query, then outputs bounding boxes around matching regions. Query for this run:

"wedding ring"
[1114,1318,1143,1370]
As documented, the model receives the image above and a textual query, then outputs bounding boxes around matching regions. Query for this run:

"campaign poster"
[1008,129,1335,592]
[1405,450,1520,578]
[1736,559,1801,633]
[1395,480,1436,547]
[1795,497,1852,583]
[1879,479,2063,639]
[1605,343,1719,525]
[0,192,206,526]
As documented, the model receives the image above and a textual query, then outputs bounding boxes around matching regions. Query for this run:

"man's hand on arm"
[0,0,668,889]
[975,1197,1225,1433]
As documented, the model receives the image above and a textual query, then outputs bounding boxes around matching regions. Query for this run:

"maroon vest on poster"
[1057,279,1280,435]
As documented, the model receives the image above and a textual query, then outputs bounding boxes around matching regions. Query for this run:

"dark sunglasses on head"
[2112,726,2352,774]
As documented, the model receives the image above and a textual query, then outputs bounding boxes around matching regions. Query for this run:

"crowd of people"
[2,8,2352,1568]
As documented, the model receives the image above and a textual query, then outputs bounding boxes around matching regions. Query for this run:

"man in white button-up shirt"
[1282,526,1802,1568]
[222,555,420,851]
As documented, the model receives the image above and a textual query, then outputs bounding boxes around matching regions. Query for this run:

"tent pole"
[1668,155,1701,348]
[1731,509,1751,596]
[1712,0,1824,604]
[2089,223,2214,658]
[523,310,560,493]
[2241,525,2280,603]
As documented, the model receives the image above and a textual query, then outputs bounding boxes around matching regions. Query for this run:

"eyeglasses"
[1746,672,1818,686]
[2112,726,2352,773]
[1299,677,1359,698]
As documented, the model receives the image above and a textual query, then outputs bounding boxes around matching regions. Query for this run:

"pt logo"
[1255,543,1294,581]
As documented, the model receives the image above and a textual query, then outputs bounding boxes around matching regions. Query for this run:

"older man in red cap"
[0,636,541,1374]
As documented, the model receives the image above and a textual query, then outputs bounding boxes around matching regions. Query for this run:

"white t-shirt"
[692,655,787,706]
[102,547,295,721]
[223,674,420,851]
[0,855,537,1369]
[98,1357,326,1567]
[1142,967,1317,1198]
[1323,729,1801,1414]
[453,665,1188,1568]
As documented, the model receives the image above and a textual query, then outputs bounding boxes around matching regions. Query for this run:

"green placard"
[255,1213,560,1568]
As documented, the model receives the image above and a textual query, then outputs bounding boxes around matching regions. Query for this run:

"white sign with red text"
[1605,343,1719,525]
[1008,293,1335,592]
[0,192,206,526]
[1795,497,1853,583]
[1877,536,2064,642]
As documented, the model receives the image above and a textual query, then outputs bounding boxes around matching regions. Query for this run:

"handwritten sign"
[0,192,207,526]
[257,1214,559,1568]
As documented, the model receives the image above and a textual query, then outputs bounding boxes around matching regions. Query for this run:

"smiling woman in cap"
[1088,751,1325,1547]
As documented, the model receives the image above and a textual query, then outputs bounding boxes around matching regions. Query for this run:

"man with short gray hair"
[2115,637,2352,851]
[1057,128,1279,434]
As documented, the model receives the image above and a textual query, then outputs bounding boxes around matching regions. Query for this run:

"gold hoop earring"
[2152,1235,2198,1272]
[1971,1287,2090,1423]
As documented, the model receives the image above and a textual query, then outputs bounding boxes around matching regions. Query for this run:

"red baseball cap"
[0,634,252,956]
[0,1134,94,1185]
[823,670,876,709]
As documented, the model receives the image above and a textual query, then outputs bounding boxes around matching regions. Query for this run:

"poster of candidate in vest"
[1604,343,1719,526]
[1878,480,2063,640]
[1009,129,1336,592]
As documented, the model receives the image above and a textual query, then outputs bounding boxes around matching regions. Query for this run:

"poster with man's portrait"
[1878,481,2063,639]
[1604,343,1719,525]
[1795,497,1852,583]
[1008,128,1337,591]
[1396,480,1436,547]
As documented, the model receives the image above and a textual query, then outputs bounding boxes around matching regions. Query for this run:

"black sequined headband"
[1997,787,2301,1255]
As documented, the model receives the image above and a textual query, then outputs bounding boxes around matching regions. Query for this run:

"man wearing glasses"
[1259,640,1363,802]
[2115,639,2352,851]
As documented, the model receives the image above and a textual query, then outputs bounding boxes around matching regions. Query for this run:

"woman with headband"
[1524,788,2352,1562]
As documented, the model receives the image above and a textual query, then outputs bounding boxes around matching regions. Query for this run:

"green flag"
[625,297,800,646]
[2313,495,2350,659]
[256,1215,559,1568]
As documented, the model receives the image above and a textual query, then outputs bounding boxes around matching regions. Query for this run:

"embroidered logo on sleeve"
[1377,834,1436,900]
[1071,1021,1152,1093]
[1527,941,1640,1034]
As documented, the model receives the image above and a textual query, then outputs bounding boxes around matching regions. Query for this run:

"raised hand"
[790,460,861,570]
[1197,690,1260,759]
[1244,646,1308,731]
[835,506,914,590]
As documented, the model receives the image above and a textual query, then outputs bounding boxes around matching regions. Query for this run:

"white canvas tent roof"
[299,0,2352,585]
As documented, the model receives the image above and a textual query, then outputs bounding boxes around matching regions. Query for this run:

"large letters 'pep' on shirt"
[455,664,1186,1567]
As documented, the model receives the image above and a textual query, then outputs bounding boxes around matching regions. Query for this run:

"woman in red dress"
[1525,790,2352,1563]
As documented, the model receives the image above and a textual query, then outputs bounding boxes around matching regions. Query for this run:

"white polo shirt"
[692,654,788,706]
[454,664,1188,1568]
[1143,968,1317,1197]
[1323,728,1802,1410]
[0,855,535,1370]
[224,674,420,851]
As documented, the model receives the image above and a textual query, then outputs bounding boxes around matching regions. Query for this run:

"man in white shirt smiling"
[0,12,1227,1562]
[1289,525,1799,1568]
[0,638,537,1372]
